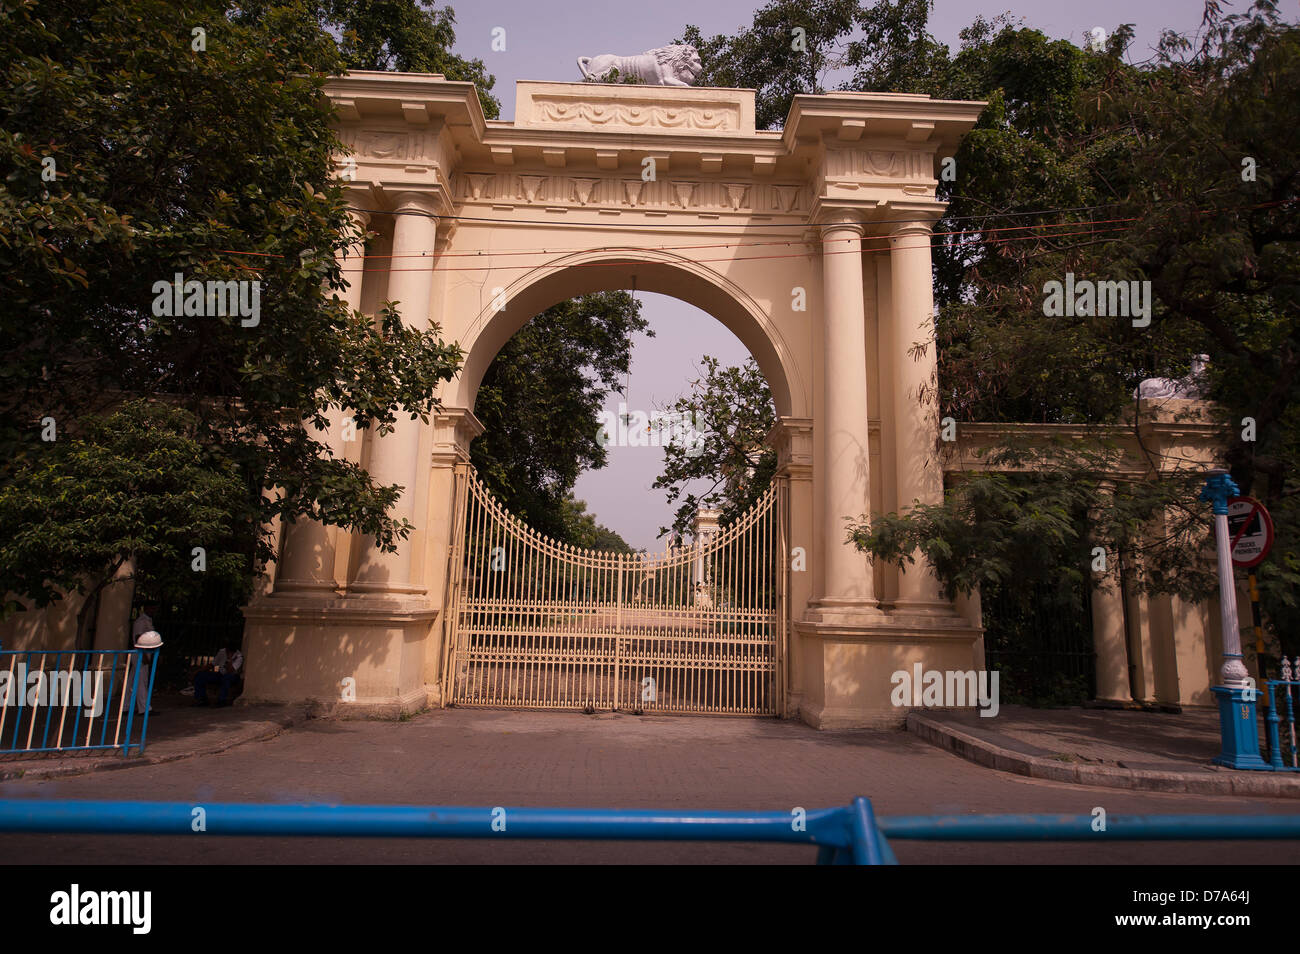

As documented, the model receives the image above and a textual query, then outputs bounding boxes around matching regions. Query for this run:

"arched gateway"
[240,73,988,728]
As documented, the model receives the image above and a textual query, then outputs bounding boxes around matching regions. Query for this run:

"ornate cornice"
[767,417,813,479]
[516,82,755,135]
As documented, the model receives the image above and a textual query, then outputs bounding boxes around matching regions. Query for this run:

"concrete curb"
[0,707,312,783]
[906,712,1300,799]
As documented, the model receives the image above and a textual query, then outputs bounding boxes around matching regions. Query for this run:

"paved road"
[1,708,1296,864]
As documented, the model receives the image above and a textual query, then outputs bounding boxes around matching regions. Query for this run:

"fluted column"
[817,214,877,610]
[351,192,439,597]
[889,217,949,613]
[276,206,371,595]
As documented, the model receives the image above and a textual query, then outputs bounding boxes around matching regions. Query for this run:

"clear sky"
[443,0,1222,551]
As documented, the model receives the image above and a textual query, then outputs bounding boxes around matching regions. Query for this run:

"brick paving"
[0,692,309,782]
[1,707,1297,864]
[909,705,1300,797]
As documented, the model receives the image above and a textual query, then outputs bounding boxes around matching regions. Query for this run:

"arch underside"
[451,250,805,420]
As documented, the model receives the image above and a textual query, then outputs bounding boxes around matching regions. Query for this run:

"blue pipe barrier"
[0,799,876,858]
[878,813,1300,841]
[1,799,1298,863]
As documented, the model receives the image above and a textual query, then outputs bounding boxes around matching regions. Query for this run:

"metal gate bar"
[442,469,786,715]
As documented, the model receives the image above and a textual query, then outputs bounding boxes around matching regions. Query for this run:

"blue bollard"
[1211,685,1270,770]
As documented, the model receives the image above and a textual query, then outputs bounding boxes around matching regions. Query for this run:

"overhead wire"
[220,221,1133,274]
[209,196,1293,275]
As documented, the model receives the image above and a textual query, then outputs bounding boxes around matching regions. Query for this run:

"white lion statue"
[577,44,702,87]
[1133,354,1210,400]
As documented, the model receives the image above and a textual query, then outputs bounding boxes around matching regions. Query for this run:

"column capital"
[766,417,813,480]
[431,407,485,467]
[889,219,934,238]
[817,211,866,237]
[391,190,441,217]
[881,200,944,235]
[341,183,379,212]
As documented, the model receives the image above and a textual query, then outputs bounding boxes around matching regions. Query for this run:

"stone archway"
[451,248,806,421]
[240,72,988,728]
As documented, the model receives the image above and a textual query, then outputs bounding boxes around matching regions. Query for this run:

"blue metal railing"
[0,648,160,756]
[0,799,1296,863]
[1264,675,1300,770]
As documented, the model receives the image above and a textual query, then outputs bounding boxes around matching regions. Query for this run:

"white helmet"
[134,630,163,649]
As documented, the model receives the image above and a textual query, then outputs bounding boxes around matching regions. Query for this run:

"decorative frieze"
[823,148,932,180]
[339,126,440,163]
[451,172,804,215]
[530,96,741,132]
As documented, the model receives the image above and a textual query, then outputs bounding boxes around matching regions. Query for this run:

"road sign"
[1227,496,1274,569]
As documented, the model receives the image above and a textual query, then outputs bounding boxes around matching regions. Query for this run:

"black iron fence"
[981,577,1096,706]
[150,578,246,689]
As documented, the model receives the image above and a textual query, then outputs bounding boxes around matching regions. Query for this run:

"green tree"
[852,445,1216,604]
[850,2,1300,640]
[0,401,251,648]
[235,0,500,118]
[843,0,954,95]
[653,356,777,536]
[559,496,636,553]
[678,0,858,130]
[1,0,463,617]
[470,293,649,540]
[679,1,1299,649]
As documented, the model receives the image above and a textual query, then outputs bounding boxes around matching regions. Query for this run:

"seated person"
[193,646,244,707]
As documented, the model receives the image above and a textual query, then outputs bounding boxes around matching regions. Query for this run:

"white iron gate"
[440,468,787,715]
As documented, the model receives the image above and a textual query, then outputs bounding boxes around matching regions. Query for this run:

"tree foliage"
[852,445,1216,605]
[853,1,1300,637]
[653,356,777,537]
[678,0,858,130]
[235,0,500,118]
[470,293,649,541]
[559,495,636,553]
[0,0,469,616]
[678,1,1299,646]
[0,401,251,645]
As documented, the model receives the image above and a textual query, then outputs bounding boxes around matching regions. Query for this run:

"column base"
[271,578,342,598]
[346,580,429,597]
[240,594,438,715]
[329,684,432,720]
[804,598,887,628]
[794,612,983,729]
[889,597,964,620]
